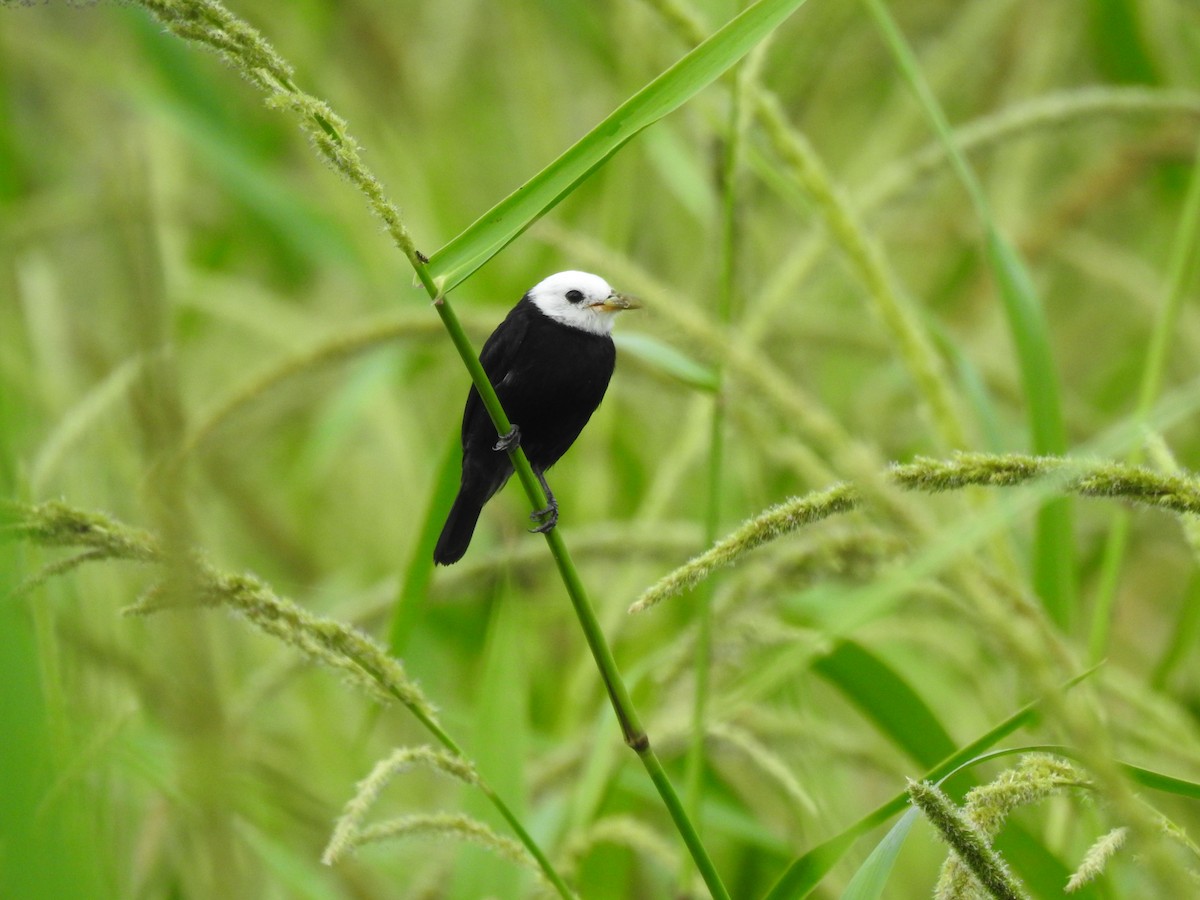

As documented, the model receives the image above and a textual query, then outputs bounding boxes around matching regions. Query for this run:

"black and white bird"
[433,271,640,565]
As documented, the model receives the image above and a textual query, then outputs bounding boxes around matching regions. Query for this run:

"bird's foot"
[528,501,558,534]
[493,424,521,452]
[528,472,558,534]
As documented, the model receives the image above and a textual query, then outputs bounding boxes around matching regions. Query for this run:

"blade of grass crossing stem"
[427,0,810,291]
[389,433,462,656]
[1125,763,1200,801]
[761,712,1037,899]
[813,643,1070,897]
[761,666,1102,899]
[864,0,1076,629]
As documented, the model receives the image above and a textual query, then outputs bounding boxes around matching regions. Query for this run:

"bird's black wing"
[460,300,533,450]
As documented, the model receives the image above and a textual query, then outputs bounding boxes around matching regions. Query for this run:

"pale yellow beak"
[591,292,642,312]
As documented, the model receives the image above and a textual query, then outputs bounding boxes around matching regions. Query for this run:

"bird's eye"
[565,289,585,304]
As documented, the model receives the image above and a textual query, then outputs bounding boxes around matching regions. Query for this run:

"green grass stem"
[753,90,968,452]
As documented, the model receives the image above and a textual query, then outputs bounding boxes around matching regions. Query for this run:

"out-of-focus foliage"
[2,0,1200,897]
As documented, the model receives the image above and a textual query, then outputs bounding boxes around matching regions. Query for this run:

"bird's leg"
[493,424,521,452]
[528,470,559,534]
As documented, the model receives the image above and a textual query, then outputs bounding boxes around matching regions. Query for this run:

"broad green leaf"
[1086,0,1160,85]
[761,720,1035,899]
[766,735,1197,900]
[814,643,1072,897]
[428,0,810,292]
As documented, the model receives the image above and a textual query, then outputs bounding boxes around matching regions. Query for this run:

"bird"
[433,271,640,565]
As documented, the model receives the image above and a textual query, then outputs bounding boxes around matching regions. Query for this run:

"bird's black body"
[433,293,617,565]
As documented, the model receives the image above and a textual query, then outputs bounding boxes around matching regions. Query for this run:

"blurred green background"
[3,0,1200,897]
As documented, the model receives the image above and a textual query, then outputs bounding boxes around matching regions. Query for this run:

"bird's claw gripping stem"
[528,471,559,534]
[493,424,521,452]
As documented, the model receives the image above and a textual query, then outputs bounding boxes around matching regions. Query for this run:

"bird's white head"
[528,270,641,336]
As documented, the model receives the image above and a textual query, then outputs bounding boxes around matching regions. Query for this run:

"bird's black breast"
[462,297,616,471]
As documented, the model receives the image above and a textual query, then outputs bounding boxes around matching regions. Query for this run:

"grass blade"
[1124,763,1200,801]
[839,809,919,900]
[427,0,810,291]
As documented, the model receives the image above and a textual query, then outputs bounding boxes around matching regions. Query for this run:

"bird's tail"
[433,483,487,565]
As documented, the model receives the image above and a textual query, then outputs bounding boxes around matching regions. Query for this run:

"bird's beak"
[591,292,643,312]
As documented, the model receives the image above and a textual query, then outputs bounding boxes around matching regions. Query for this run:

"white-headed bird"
[434,271,640,565]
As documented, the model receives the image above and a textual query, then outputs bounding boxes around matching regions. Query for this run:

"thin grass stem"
[683,32,757,868]
[1088,136,1200,663]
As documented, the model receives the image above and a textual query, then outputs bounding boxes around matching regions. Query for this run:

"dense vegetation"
[2,0,1200,897]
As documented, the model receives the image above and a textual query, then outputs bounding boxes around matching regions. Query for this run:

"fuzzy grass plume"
[629,483,861,612]
[908,778,1030,900]
[345,812,538,873]
[136,0,429,275]
[2,500,437,721]
[323,746,479,865]
[632,453,1200,612]
[934,754,1086,899]
[892,453,1200,515]
[129,567,435,715]
[1066,827,1129,892]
